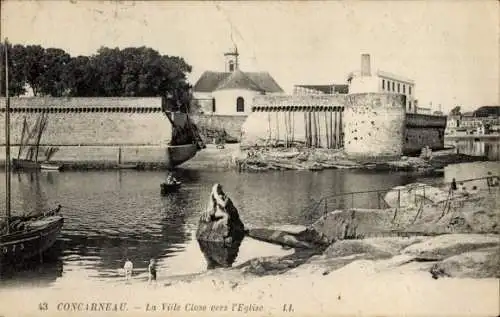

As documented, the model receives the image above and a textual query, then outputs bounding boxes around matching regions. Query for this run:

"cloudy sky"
[2,0,498,112]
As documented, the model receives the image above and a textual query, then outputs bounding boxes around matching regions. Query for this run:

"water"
[0,165,492,289]
[452,138,500,161]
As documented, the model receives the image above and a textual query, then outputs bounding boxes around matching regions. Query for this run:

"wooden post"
[333,110,338,148]
[324,112,329,149]
[118,147,122,164]
[398,189,401,208]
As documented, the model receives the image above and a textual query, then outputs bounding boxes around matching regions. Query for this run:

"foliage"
[0,43,193,104]
[450,106,461,116]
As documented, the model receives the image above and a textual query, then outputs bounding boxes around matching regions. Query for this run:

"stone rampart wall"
[0,97,180,163]
[190,114,247,142]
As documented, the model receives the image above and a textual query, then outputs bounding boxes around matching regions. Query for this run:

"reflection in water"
[198,238,243,269]
[0,240,64,288]
[454,139,500,161]
[1,168,439,288]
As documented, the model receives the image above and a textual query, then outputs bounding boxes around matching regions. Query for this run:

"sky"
[1,0,499,113]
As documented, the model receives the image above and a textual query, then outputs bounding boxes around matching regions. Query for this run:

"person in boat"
[148,258,157,284]
[124,258,133,280]
[201,183,245,234]
[166,174,178,185]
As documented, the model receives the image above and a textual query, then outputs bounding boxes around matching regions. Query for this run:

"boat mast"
[4,38,11,233]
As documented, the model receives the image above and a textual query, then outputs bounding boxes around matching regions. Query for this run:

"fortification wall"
[241,95,345,148]
[403,113,446,154]
[191,114,247,142]
[344,93,406,157]
[0,97,177,163]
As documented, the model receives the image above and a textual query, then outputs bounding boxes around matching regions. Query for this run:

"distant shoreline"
[445,134,500,140]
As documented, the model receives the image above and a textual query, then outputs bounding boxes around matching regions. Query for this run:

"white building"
[347,54,416,113]
[192,48,284,116]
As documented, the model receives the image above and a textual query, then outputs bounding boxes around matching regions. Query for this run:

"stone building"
[192,48,284,116]
[347,54,416,113]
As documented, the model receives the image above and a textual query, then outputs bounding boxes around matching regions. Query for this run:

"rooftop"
[193,70,284,93]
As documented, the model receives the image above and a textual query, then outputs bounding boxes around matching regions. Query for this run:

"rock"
[323,236,425,259]
[402,234,499,261]
[247,227,329,250]
[323,240,394,259]
[236,249,317,276]
[429,247,500,279]
[196,184,246,244]
[310,209,396,241]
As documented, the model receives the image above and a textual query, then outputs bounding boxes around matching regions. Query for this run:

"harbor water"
[1,159,499,289]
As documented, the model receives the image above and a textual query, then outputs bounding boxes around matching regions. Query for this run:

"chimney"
[361,54,371,76]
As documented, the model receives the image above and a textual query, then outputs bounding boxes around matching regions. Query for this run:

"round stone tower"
[343,93,406,158]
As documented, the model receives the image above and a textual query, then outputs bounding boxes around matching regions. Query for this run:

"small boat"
[12,158,62,171]
[116,163,139,170]
[160,181,182,195]
[40,162,62,171]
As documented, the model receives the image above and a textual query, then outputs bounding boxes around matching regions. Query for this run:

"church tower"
[224,46,239,72]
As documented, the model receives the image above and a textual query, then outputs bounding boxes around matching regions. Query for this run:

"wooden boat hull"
[165,144,198,168]
[160,182,181,195]
[12,159,62,171]
[0,215,64,263]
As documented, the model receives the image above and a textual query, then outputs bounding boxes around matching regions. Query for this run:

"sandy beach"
[1,254,498,317]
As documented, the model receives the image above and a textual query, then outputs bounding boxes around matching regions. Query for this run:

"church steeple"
[224,45,239,72]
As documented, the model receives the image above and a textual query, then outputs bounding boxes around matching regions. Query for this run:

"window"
[212,98,216,113]
[403,85,406,94]
[382,79,385,90]
[229,61,235,72]
[392,82,395,91]
[409,101,412,111]
[409,86,412,95]
[397,83,400,93]
[236,97,245,112]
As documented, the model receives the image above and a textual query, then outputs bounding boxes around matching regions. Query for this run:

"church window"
[236,97,245,112]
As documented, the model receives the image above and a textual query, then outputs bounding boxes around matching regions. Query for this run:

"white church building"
[193,48,284,116]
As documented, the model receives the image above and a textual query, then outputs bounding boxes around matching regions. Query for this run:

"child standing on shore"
[124,259,133,281]
[148,259,157,284]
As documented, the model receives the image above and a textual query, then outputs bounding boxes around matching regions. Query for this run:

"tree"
[38,48,71,96]
[61,55,99,96]
[93,47,124,96]
[0,42,27,96]
[19,45,45,96]
[450,106,461,116]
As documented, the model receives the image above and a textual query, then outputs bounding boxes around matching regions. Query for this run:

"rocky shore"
[0,144,488,172]
[234,146,488,172]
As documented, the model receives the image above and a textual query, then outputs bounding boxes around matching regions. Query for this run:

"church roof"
[193,70,284,93]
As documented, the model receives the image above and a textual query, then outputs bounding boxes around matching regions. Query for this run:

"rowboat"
[160,181,182,195]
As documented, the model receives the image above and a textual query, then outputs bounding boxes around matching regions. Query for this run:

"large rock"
[402,234,499,261]
[310,208,397,241]
[324,236,424,259]
[247,226,330,250]
[196,186,246,244]
[430,247,500,279]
